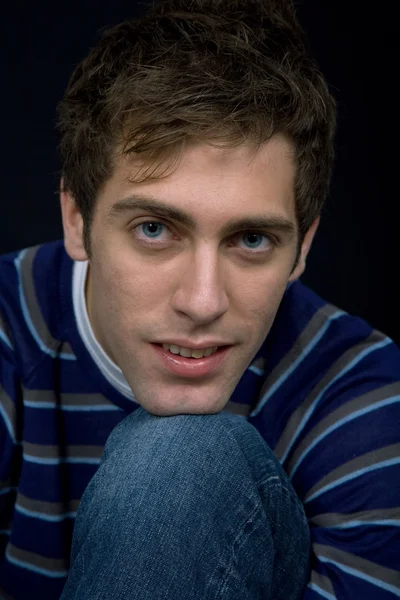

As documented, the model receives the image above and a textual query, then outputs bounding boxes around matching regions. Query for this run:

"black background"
[0,1,398,344]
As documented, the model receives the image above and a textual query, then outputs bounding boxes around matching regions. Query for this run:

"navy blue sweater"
[1,241,399,599]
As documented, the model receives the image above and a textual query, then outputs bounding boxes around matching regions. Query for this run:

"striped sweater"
[0,240,399,599]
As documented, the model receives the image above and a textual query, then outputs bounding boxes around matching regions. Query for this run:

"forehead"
[97,134,297,226]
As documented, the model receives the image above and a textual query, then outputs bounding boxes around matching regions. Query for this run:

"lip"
[152,343,231,379]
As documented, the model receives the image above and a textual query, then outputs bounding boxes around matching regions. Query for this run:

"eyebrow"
[107,194,297,239]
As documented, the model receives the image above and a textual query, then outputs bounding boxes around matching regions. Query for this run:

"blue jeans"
[60,408,310,599]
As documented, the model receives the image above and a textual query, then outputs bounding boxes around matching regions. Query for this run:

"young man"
[1,0,399,598]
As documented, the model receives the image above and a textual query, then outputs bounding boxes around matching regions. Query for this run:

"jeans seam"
[210,502,265,599]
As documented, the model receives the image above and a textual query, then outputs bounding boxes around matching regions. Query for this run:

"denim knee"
[97,407,301,520]
[103,407,282,486]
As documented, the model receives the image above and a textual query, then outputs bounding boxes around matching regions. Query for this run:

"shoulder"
[266,279,398,384]
[288,279,399,377]
[0,239,69,291]
[0,240,75,369]
[250,279,399,451]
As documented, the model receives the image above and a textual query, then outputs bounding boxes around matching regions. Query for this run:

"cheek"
[234,270,290,346]
[234,268,289,317]
[94,252,172,315]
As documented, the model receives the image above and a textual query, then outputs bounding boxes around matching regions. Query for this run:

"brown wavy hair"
[57,0,336,256]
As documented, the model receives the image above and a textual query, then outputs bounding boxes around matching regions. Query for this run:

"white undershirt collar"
[72,260,135,401]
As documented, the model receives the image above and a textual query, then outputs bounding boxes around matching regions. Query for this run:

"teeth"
[179,347,192,358]
[168,344,180,355]
[162,344,218,358]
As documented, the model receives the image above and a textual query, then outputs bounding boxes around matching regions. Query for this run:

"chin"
[138,394,228,417]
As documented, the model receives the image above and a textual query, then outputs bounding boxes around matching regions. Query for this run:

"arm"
[284,335,400,599]
[0,309,22,560]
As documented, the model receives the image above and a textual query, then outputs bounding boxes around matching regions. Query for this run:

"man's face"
[64,135,316,415]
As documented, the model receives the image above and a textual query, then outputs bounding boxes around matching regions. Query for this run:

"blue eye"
[140,222,165,238]
[241,233,270,250]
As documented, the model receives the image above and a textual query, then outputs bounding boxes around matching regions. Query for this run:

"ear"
[60,179,88,261]
[288,216,320,282]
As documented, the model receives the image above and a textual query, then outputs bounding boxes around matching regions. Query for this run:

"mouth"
[151,343,231,379]
[160,343,219,359]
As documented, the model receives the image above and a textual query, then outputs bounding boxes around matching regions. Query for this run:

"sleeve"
[280,331,400,599]
[0,308,22,559]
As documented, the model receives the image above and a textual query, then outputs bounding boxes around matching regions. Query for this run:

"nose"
[171,246,229,326]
